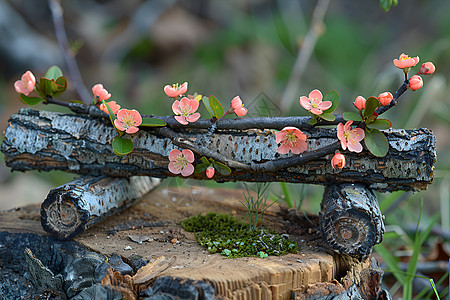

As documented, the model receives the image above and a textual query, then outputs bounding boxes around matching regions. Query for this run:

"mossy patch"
[181,212,298,258]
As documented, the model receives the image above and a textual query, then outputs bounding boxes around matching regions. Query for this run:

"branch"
[49,0,91,105]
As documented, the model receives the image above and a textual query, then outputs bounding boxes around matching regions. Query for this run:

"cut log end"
[319,184,385,260]
[40,176,161,240]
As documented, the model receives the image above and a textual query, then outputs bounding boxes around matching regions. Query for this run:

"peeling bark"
[1,109,436,192]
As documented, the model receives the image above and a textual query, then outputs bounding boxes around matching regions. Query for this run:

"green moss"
[181,212,298,258]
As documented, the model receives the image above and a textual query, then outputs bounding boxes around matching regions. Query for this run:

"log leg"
[319,183,385,260]
[41,175,161,240]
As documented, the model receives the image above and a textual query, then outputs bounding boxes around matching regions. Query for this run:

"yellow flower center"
[122,115,136,129]
[285,132,298,147]
[400,55,411,61]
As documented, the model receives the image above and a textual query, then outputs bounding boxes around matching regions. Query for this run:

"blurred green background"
[0,0,449,295]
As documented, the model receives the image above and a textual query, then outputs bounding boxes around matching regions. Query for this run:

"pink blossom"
[378,92,393,106]
[300,89,332,115]
[14,71,36,96]
[206,166,215,178]
[419,62,435,75]
[275,126,307,155]
[168,149,195,177]
[230,96,248,117]
[337,121,365,153]
[353,96,366,111]
[393,53,419,69]
[172,97,201,125]
[114,109,142,134]
[164,82,188,98]
[92,84,111,102]
[331,153,346,170]
[99,101,121,114]
[409,75,423,91]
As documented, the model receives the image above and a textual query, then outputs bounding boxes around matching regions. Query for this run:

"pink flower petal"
[168,149,182,161]
[344,120,353,132]
[188,98,199,113]
[310,108,322,115]
[186,112,201,123]
[164,85,178,98]
[299,96,312,110]
[337,123,344,140]
[318,101,332,111]
[277,144,290,154]
[172,100,182,115]
[275,131,288,144]
[347,141,363,153]
[234,107,247,117]
[128,109,142,126]
[349,128,365,142]
[231,96,243,110]
[182,149,195,163]
[126,127,139,134]
[290,141,307,154]
[178,82,188,95]
[114,119,125,131]
[180,163,194,176]
[179,97,190,108]
[174,115,188,125]
[308,89,322,102]
[168,161,181,174]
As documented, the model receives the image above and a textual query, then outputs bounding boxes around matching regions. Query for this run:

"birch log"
[1,108,436,192]
[40,175,161,240]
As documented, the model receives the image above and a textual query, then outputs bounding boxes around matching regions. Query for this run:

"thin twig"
[156,127,250,170]
[49,0,91,104]
[279,0,331,111]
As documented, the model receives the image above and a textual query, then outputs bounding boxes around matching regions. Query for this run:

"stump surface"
[0,186,384,299]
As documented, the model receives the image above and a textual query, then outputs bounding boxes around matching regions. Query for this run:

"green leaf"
[212,161,231,175]
[363,97,380,119]
[364,128,389,157]
[52,76,67,97]
[140,118,167,127]
[36,78,53,98]
[44,65,63,81]
[19,94,44,105]
[202,96,214,118]
[380,0,398,11]
[308,118,317,125]
[366,118,391,130]
[322,90,340,114]
[319,112,335,121]
[194,163,209,174]
[112,136,134,156]
[209,95,224,118]
[201,156,210,165]
[102,100,122,136]
[343,111,363,121]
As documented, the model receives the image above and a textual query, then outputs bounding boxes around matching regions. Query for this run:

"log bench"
[1,108,436,260]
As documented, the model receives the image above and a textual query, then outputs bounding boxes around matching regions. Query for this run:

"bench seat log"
[1,109,436,193]
[40,175,161,240]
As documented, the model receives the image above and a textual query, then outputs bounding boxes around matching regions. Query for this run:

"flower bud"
[378,92,393,106]
[331,153,345,170]
[353,96,366,111]
[419,62,435,75]
[206,166,215,178]
[409,75,423,91]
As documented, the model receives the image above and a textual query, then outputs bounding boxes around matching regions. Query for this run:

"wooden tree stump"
[0,187,390,299]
